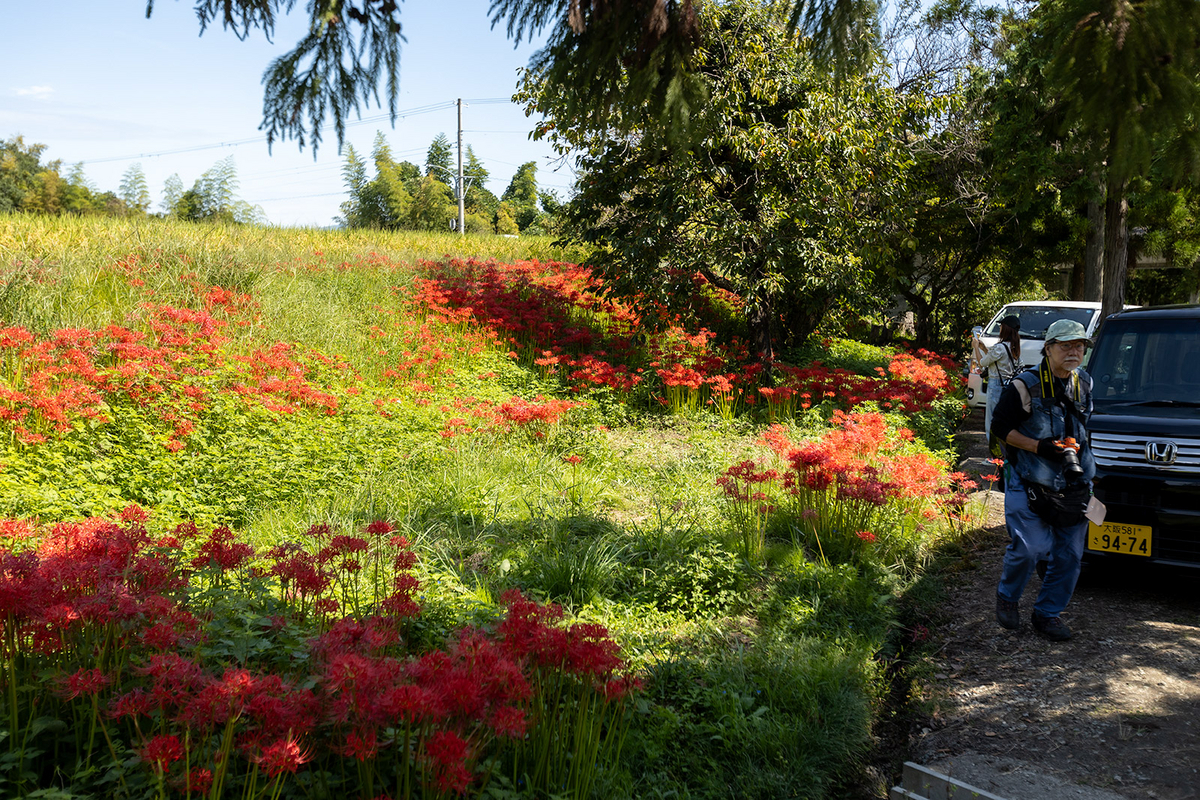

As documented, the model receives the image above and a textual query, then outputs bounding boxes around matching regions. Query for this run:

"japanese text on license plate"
[1087,521,1151,556]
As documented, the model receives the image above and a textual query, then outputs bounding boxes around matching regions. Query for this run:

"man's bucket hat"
[1044,318,1092,346]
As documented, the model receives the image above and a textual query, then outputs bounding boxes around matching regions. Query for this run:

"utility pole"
[457,98,465,236]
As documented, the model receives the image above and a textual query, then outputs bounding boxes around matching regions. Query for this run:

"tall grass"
[0,214,585,334]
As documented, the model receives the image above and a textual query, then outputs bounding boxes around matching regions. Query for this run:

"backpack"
[998,343,1024,389]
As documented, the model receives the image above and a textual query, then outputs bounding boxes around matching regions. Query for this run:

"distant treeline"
[1,135,265,225]
[338,132,562,235]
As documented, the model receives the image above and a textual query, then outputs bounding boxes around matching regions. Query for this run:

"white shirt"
[978,341,1020,381]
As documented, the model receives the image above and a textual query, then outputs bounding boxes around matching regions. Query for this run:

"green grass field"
[0,214,975,799]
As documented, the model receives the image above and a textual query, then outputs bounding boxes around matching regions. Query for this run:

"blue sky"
[0,1,569,227]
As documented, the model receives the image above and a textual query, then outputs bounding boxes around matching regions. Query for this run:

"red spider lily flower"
[601,674,644,701]
[563,454,582,465]
[382,588,420,619]
[107,688,155,720]
[326,535,369,555]
[305,523,334,541]
[257,735,312,776]
[856,530,877,544]
[120,504,149,524]
[365,520,394,536]
[191,526,254,570]
[53,667,111,700]
[185,767,213,793]
[140,622,184,651]
[425,730,472,794]
[338,729,379,761]
[378,683,442,726]
[314,597,339,616]
[140,734,184,770]
[135,653,207,708]
[490,706,528,738]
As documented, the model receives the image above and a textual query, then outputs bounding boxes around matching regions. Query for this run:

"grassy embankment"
[0,214,976,799]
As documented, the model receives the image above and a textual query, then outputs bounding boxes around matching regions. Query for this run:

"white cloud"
[13,86,54,100]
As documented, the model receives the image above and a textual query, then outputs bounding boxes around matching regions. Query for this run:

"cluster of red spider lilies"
[0,509,637,798]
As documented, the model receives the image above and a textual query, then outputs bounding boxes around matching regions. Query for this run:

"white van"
[965,301,1108,408]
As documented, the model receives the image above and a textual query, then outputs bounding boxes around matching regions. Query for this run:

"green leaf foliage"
[525,0,923,362]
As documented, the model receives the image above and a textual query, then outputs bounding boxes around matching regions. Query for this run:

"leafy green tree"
[494,202,520,235]
[526,0,918,368]
[1041,0,1200,318]
[408,174,455,231]
[502,161,540,231]
[339,132,433,229]
[502,161,538,208]
[119,163,152,214]
[337,143,370,228]
[64,163,101,215]
[168,156,266,224]
[197,156,240,218]
[539,189,563,216]
[370,132,414,228]
[463,146,499,217]
[0,136,52,213]
[161,174,185,217]
[145,1,875,152]
[425,133,454,188]
[870,0,1052,346]
[20,168,67,216]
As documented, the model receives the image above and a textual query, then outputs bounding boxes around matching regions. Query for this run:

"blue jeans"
[997,473,1087,618]
[984,369,1003,439]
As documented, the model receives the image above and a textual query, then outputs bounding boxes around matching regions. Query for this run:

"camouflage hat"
[1044,318,1092,345]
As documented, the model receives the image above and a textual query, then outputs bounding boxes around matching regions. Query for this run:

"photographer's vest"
[1009,360,1096,492]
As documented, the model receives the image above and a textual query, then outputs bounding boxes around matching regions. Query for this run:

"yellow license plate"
[1088,521,1152,556]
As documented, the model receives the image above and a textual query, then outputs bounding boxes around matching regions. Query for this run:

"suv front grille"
[1091,432,1200,475]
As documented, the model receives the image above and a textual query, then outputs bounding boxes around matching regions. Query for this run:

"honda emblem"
[1145,440,1179,465]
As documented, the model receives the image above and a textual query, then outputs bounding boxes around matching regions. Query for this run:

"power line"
[253,191,347,202]
[78,101,459,166]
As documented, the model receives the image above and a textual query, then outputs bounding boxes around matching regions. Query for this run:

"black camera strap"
[1037,359,1084,440]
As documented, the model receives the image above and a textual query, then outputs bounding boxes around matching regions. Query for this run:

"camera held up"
[1058,437,1084,481]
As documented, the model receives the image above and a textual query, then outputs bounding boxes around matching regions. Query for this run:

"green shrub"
[624,541,755,617]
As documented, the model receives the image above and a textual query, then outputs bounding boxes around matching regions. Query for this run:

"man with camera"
[990,319,1097,641]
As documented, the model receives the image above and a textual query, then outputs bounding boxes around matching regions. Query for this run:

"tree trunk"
[1100,182,1128,324]
[903,291,934,349]
[1069,261,1085,301]
[747,292,775,384]
[1083,173,1106,302]
[782,297,830,351]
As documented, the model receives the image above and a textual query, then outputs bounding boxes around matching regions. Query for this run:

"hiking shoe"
[996,594,1021,630]
[1032,613,1072,641]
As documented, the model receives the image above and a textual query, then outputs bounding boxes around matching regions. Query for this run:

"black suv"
[1085,305,1200,566]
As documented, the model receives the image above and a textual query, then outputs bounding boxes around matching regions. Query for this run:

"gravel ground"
[900,409,1200,800]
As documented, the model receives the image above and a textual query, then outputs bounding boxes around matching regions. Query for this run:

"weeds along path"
[907,407,1200,800]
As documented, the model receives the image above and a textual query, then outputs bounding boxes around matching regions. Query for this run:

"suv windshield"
[985,306,1095,339]
[1088,317,1200,406]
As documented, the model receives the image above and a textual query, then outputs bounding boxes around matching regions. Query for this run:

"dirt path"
[904,408,1200,800]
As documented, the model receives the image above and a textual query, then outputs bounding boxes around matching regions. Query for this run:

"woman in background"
[974,314,1022,446]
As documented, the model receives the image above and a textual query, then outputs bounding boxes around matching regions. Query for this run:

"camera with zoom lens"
[1058,437,1084,480]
